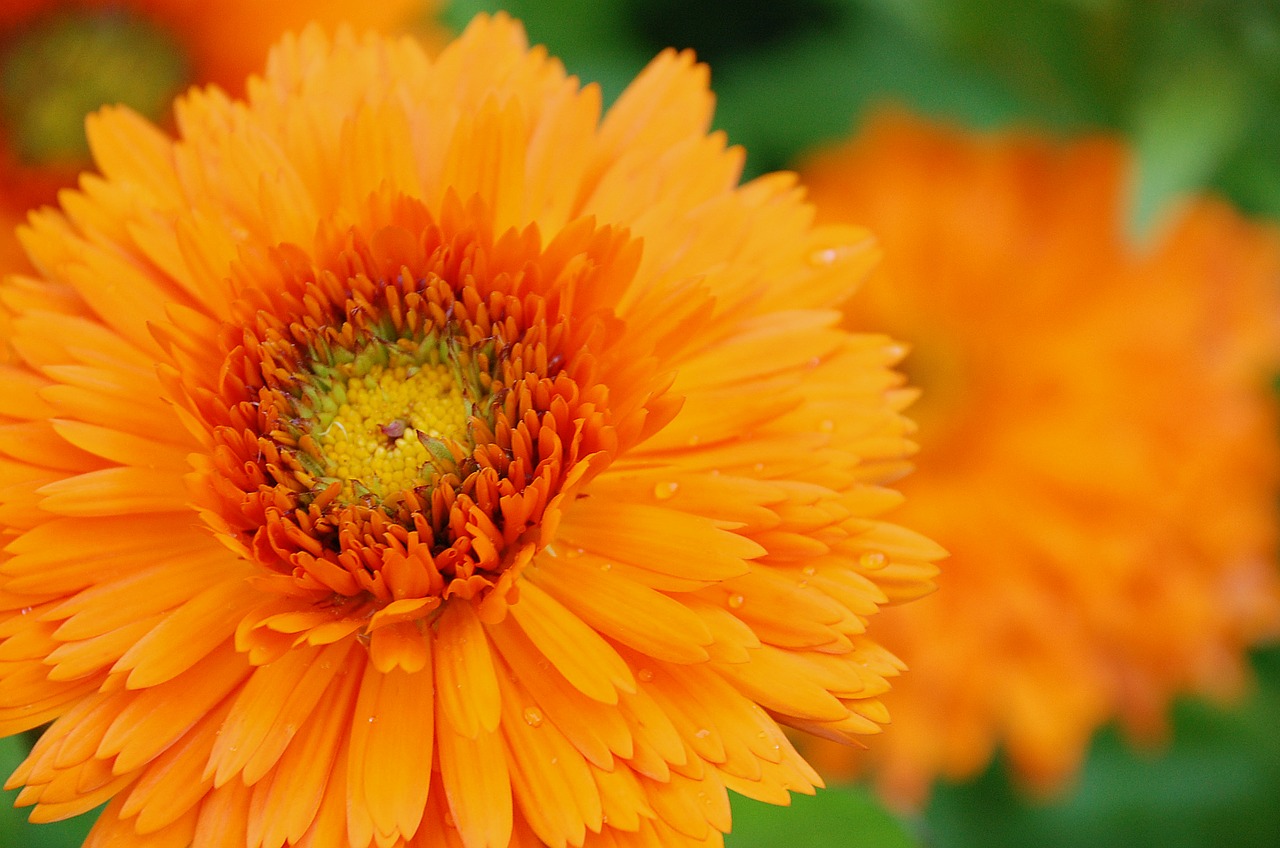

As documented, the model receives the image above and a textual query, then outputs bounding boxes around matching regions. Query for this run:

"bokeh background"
[4,0,1280,846]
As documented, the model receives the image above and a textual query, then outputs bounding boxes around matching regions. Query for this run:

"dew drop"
[818,419,835,433]
[653,481,679,500]
[860,551,887,570]
[444,811,456,828]
[687,435,701,446]
[565,547,584,559]
[752,462,765,473]
[809,247,841,266]
[694,728,710,740]
[600,562,612,572]
[727,594,745,610]
[801,565,817,577]
[637,668,655,683]
[522,707,543,728]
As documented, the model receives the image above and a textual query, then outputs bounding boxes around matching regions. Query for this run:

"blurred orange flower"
[798,111,1280,806]
[0,0,431,267]
[0,17,941,847]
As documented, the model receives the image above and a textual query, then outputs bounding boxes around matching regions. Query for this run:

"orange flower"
[797,111,1280,805]
[0,0,431,267]
[0,18,941,847]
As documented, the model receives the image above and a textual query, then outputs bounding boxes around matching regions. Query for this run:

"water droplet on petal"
[522,707,543,728]
[653,481,679,500]
[818,419,835,433]
[801,565,817,577]
[727,594,746,610]
[695,728,711,740]
[600,561,612,571]
[809,247,841,266]
[637,668,655,683]
[860,551,887,569]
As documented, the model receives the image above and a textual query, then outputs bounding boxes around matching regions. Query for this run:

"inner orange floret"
[181,215,641,629]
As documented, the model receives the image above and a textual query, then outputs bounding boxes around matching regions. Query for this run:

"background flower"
[0,14,938,848]
[794,111,1280,806]
[0,0,434,268]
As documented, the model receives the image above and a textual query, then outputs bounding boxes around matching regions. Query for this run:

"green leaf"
[727,784,919,848]
[1127,53,1249,239]
[1,733,99,848]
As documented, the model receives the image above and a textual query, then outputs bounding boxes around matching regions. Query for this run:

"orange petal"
[434,600,501,737]
[436,702,512,848]
[348,649,434,844]
[507,580,634,705]
[532,558,713,664]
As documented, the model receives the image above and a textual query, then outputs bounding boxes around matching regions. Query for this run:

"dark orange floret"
[169,196,662,636]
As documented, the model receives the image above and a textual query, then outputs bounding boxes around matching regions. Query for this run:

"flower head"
[0,18,940,847]
[0,0,430,267]
[797,111,1280,804]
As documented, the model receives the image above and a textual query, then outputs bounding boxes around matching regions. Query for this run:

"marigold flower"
[0,0,430,269]
[797,111,1280,805]
[0,18,941,847]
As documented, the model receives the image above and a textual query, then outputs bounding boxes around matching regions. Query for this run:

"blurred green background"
[5,0,1280,845]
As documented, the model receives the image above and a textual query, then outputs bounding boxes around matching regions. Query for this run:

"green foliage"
[727,784,918,848]
[0,734,98,848]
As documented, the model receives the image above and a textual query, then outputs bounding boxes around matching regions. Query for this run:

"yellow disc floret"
[316,362,468,500]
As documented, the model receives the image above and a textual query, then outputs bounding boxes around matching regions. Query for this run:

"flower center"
[315,361,469,502]
[192,217,637,616]
[0,10,190,165]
